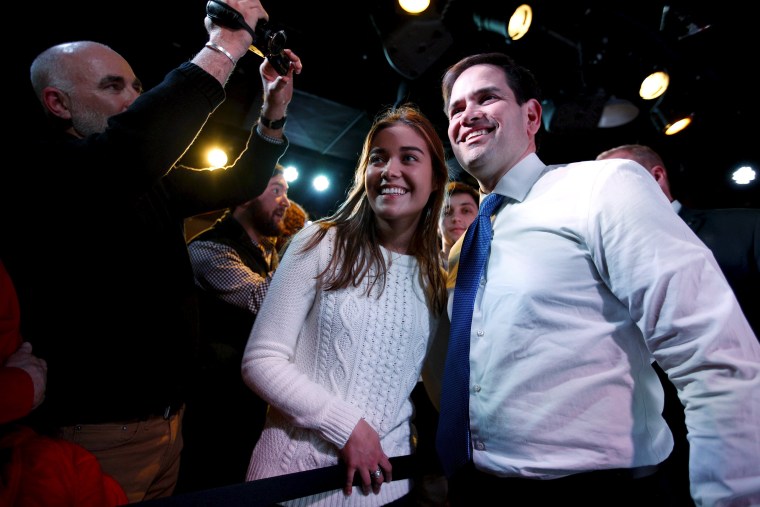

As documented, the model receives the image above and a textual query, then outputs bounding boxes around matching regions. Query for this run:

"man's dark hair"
[441,52,542,114]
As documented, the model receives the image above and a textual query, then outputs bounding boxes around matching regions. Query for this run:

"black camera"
[205,0,290,75]
[250,23,289,75]
[253,24,289,75]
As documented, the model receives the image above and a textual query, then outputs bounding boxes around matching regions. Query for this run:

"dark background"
[14,0,758,218]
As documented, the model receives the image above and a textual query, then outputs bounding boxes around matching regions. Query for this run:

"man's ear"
[650,165,667,184]
[41,87,72,120]
[526,98,542,135]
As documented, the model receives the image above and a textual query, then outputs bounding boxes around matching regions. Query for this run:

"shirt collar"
[491,153,546,203]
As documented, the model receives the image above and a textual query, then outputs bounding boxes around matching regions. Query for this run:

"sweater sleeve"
[165,126,289,218]
[241,225,364,449]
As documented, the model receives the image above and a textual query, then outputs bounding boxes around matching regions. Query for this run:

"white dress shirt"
[432,153,760,506]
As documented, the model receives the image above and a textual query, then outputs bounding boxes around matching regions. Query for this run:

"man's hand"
[205,0,270,61]
[259,49,302,137]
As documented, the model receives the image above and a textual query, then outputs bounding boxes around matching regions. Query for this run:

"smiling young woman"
[240,104,449,506]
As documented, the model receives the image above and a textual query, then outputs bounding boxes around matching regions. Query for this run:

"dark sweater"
[190,213,279,357]
[1,62,288,426]
[678,206,759,337]
[179,214,278,489]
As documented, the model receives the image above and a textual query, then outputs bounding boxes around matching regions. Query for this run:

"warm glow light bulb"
[640,71,670,100]
[206,148,228,168]
[398,0,430,15]
[508,4,533,40]
[664,116,692,135]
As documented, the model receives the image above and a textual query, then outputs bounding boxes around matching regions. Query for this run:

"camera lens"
[254,23,287,56]
[267,30,287,55]
[251,22,289,75]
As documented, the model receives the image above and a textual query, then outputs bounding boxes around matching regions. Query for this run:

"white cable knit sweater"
[242,223,438,506]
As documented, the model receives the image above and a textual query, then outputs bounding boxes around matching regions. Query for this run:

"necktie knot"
[479,193,504,218]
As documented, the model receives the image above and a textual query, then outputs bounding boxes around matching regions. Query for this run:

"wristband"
[259,114,287,130]
[205,42,237,65]
[255,124,285,145]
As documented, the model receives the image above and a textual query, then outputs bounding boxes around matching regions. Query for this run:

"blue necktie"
[436,192,504,478]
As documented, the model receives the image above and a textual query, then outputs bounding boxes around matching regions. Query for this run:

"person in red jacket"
[1,260,127,507]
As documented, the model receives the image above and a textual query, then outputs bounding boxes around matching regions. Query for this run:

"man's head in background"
[233,165,291,240]
[596,144,674,202]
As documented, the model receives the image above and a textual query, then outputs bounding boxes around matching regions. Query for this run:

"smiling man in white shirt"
[426,52,760,507]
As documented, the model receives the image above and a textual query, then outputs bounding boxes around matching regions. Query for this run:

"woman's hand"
[339,418,393,496]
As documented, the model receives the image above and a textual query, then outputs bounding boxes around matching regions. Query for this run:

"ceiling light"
[473,3,533,42]
[283,165,299,182]
[206,147,228,168]
[640,71,670,100]
[731,166,756,185]
[597,96,640,128]
[398,0,430,15]
[312,175,330,192]
[508,4,533,40]
[650,96,693,135]
[661,116,692,135]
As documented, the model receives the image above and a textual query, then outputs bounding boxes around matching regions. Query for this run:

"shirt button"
[474,384,481,392]
[476,329,484,337]
[476,442,486,450]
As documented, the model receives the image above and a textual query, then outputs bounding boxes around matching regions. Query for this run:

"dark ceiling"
[17,0,758,218]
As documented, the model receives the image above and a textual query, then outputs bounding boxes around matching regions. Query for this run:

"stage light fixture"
[473,3,533,42]
[650,95,693,135]
[508,4,533,40]
[542,89,639,133]
[639,70,670,100]
[373,0,452,79]
[597,96,640,128]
